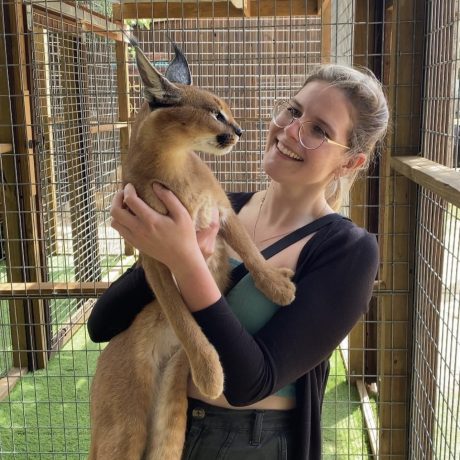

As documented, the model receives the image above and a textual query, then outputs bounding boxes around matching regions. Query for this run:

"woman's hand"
[110,183,219,269]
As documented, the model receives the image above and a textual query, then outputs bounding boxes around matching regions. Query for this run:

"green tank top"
[226,258,296,399]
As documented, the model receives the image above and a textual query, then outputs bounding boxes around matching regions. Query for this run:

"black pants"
[182,398,298,460]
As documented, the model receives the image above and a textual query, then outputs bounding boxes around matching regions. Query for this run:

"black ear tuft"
[164,37,192,86]
[124,31,182,105]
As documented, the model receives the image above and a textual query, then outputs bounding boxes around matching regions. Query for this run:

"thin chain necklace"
[253,186,293,245]
[252,186,330,245]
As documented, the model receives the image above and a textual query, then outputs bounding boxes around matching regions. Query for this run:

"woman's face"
[263,80,361,191]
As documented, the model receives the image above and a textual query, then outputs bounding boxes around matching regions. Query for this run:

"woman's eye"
[313,124,326,137]
[287,106,302,118]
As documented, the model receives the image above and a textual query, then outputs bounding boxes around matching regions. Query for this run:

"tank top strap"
[226,213,348,294]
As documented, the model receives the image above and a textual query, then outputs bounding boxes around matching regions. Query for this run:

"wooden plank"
[89,122,129,134]
[0,8,29,371]
[0,367,28,401]
[49,299,94,355]
[391,156,460,208]
[356,379,379,458]
[346,0,376,385]
[113,0,320,20]
[6,0,48,370]
[26,1,124,41]
[377,0,425,458]
[0,282,111,297]
[320,0,331,63]
[0,144,12,154]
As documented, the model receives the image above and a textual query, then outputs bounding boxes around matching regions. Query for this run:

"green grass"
[0,325,371,459]
[0,326,103,459]
[0,254,135,376]
[322,352,371,458]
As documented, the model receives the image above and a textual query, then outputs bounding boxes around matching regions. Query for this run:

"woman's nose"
[284,119,301,141]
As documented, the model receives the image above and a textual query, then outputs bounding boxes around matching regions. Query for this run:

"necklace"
[252,186,330,245]
[253,186,293,244]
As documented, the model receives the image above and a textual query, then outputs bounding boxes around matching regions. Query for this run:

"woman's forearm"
[171,251,222,312]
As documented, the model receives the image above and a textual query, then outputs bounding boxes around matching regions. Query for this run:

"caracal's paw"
[189,345,224,399]
[253,266,296,306]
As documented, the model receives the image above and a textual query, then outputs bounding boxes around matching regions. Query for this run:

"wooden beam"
[346,0,377,386]
[113,0,320,20]
[356,379,379,458]
[391,156,460,208]
[26,1,124,41]
[377,1,425,458]
[320,0,331,63]
[5,0,48,370]
[89,122,129,134]
[0,282,111,298]
[0,367,28,402]
[0,144,12,154]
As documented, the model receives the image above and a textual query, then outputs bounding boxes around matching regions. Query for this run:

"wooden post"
[2,1,48,370]
[320,0,331,63]
[377,1,425,458]
[345,0,377,385]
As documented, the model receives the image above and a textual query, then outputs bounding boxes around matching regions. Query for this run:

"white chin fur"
[194,140,235,155]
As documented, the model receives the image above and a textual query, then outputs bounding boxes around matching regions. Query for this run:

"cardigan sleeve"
[192,223,378,406]
[86,192,251,342]
[87,264,154,342]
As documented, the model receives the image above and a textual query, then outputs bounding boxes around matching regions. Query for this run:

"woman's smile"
[276,141,304,162]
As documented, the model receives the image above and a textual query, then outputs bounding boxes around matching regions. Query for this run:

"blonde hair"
[301,64,389,210]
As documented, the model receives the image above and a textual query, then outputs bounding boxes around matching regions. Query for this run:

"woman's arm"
[87,183,222,342]
[87,264,153,342]
[192,225,379,406]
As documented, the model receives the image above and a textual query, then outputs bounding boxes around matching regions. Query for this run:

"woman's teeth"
[277,142,303,161]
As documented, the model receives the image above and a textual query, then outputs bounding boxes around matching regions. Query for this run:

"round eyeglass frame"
[271,100,350,151]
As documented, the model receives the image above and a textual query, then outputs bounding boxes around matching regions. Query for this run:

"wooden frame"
[112,0,320,20]
[391,156,460,208]
[25,0,124,41]
[2,0,48,370]
[377,1,426,458]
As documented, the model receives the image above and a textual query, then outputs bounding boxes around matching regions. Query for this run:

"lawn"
[0,324,371,459]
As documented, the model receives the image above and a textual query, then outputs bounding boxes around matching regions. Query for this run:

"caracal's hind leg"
[146,348,190,460]
[142,258,224,399]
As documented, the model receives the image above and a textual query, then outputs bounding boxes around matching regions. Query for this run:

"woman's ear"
[344,152,367,172]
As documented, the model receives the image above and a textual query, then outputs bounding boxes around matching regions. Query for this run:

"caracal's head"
[128,35,242,156]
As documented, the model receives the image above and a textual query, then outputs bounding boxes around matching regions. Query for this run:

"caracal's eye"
[213,111,226,123]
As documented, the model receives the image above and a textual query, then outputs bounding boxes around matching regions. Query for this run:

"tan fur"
[89,83,296,460]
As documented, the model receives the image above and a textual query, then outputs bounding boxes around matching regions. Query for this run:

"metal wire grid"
[409,1,460,458]
[0,1,409,458]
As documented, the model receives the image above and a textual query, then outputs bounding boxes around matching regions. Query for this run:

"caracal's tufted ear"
[164,38,192,86]
[123,32,182,105]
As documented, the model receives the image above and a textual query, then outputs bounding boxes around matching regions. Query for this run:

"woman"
[88,64,389,459]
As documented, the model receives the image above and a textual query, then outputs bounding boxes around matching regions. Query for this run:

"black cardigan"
[87,192,379,459]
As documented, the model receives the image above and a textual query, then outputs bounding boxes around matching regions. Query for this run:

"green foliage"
[126,19,153,30]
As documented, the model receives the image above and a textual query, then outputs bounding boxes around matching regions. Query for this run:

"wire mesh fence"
[0,0,458,459]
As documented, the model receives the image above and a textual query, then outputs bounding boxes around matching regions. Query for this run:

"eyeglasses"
[272,99,350,150]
